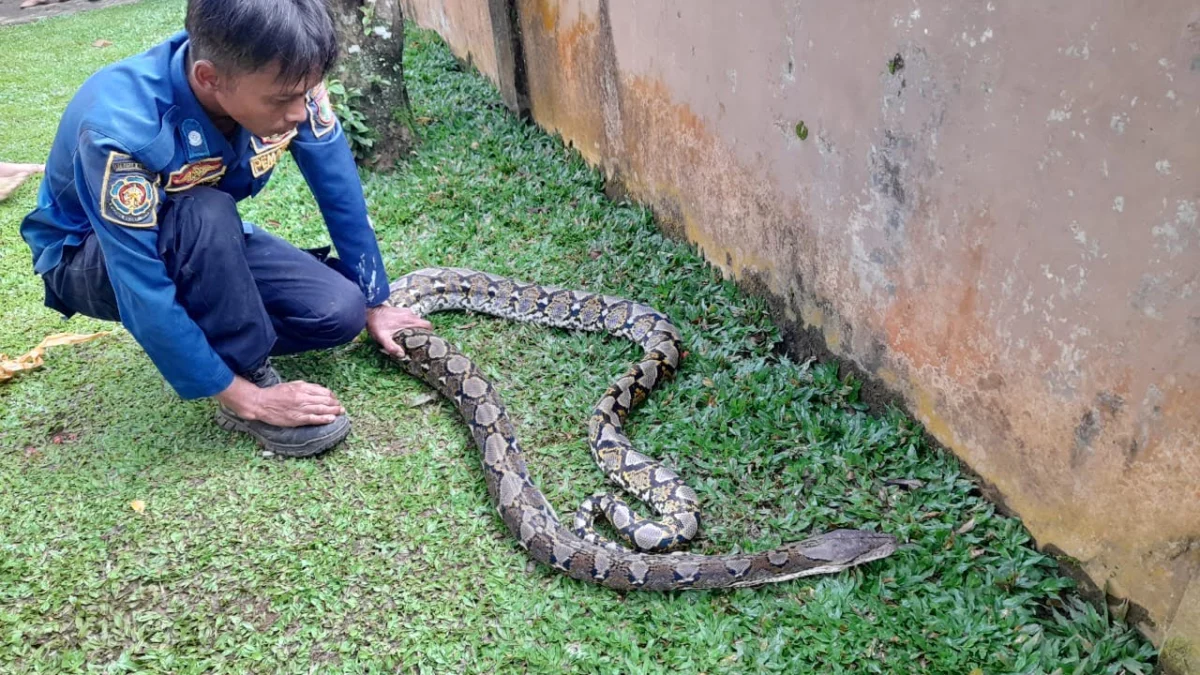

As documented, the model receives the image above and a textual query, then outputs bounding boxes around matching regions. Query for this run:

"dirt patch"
[0,0,142,26]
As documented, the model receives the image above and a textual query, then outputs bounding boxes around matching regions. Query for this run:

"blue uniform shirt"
[20,31,391,400]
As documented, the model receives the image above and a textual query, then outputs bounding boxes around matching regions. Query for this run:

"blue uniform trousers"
[43,187,367,379]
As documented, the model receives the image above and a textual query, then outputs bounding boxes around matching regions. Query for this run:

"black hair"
[185,0,339,86]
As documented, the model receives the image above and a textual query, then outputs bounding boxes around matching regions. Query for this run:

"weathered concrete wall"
[410,0,1200,666]
[401,0,499,83]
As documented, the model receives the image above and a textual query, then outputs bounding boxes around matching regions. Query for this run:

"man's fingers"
[268,382,343,412]
[299,402,344,417]
[298,395,342,412]
[296,414,337,426]
[403,314,433,330]
[377,332,405,356]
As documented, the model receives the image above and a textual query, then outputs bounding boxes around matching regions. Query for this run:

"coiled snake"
[383,268,896,591]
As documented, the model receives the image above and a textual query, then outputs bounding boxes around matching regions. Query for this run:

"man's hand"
[365,305,433,357]
[215,376,345,427]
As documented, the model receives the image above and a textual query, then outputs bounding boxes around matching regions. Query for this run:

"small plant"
[327,78,377,161]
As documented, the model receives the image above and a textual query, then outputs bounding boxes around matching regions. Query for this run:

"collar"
[168,34,250,161]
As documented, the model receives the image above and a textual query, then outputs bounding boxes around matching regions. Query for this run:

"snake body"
[384,268,896,591]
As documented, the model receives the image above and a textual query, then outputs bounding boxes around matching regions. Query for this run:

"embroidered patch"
[250,145,287,178]
[100,152,158,228]
[165,157,226,192]
[181,118,210,161]
[250,128,297,154]
[305,82,337,139]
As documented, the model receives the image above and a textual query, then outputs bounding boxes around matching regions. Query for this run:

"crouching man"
[19,0,432,457]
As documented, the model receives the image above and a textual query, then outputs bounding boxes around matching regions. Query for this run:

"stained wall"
[404,1,1200,666]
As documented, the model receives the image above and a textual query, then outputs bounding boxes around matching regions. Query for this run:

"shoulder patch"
[100,152,159,228]
[305,82,337,139]
[166,157,227,192]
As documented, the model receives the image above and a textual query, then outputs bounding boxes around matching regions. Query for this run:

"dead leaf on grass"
[1,332,110,383]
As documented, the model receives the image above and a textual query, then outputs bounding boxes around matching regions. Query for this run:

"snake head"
[795,529,899,568]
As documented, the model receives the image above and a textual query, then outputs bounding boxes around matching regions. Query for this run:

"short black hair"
[185,0,339,86]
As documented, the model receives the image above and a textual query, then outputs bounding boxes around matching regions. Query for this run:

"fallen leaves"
[130,500,146,514]
[1,331,110,383]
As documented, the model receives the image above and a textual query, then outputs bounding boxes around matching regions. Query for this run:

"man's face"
[210,61,321,138]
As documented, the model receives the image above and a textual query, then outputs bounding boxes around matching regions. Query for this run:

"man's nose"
[284,99,308,125]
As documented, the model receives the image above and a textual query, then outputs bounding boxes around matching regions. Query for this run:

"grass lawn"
[0,1,1158,673]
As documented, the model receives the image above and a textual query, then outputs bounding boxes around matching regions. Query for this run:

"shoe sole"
[215,410,350,458]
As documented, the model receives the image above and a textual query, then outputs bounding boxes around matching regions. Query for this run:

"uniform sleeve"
[76,129,235,399]
[288,81,391,306]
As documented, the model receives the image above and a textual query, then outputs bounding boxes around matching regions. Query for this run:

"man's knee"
[316,283,368,347]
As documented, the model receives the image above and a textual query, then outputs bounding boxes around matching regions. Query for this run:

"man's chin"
[258,126,298,140]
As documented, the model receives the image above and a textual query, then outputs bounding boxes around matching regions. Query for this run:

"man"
[19,0,432,457]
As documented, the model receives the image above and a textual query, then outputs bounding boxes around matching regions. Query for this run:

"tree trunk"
[327,0,416,169]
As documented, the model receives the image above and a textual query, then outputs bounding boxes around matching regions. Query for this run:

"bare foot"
[0,162,44,201]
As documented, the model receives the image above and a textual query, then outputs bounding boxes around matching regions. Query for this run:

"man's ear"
[191,59,222,93]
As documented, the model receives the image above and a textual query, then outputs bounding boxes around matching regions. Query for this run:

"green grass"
[0,2,1158,673]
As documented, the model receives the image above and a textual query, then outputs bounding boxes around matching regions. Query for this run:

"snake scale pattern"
[384,268,897,591]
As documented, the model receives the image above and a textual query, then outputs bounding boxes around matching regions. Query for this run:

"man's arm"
[287,82,390,306]
[75,129,235,399]
[287,82,432,353]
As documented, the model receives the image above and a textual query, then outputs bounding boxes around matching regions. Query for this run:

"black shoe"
[215,407,350,458]
[215,358,350,458]
[243,359,282,388]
